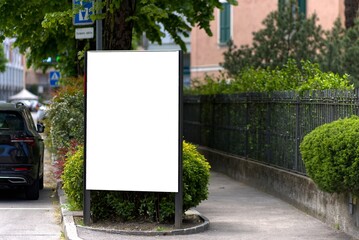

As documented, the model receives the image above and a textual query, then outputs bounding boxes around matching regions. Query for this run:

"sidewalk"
[76,172,356,240]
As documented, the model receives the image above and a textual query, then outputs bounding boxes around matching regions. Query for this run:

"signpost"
[49,71,61,87]
[73,0,94,26]
[73,0,94,40]
[75,27,94,39]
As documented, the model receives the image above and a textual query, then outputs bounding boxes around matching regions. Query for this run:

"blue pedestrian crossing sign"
[49,71,61,87]
[73,0,94,26]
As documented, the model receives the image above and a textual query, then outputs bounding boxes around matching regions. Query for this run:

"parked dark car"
[0,102,45,200]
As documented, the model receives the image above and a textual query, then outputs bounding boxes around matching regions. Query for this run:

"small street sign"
[49,71,61,87]
[75,27,94,39]
[73,0,94,26]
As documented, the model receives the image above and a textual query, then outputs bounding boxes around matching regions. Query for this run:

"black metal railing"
[183,89,359,174]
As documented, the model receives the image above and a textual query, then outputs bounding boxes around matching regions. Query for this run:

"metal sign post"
[84,52,91,226]
[84,0,101,226]
[96,0,102,50]
[175,51,183,229]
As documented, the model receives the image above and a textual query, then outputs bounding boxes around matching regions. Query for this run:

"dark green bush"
[45,77,84,179]
[45,77,85,152]
[62,145,84,210]
[300,116,359,194]
[46,90,84,150]
[62,141,211,222]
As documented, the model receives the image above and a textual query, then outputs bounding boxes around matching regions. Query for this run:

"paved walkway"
[78,172,356,240]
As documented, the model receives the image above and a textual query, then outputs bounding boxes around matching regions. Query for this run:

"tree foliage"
[0,43,6,72]
[318,19,345,75]
[0,0,79,75]
[221,0,324,76]
[221,0,359,87]
[319,19,359,86]
[0,0,237,76]
[344,0,359,28]
[187,59,353,95]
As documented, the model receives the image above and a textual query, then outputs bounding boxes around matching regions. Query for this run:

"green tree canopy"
[319,18,359,86]
[221,0,324,76]
[0,0,237,76]
[0,0,77,75]
[0,43,6,72]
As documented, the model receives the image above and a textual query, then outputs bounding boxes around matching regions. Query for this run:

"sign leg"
[175,192,183,228]
[84,190,91,225]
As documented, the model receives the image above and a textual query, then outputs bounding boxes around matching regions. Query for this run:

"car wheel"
[25,179,40,200]
[39,176,44,190]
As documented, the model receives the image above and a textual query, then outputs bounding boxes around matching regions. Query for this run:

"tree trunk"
[103,0,136,50]
[344,0,359,28]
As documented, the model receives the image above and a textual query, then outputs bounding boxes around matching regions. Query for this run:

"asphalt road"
[0,138,61,240]
[0,188,61,240]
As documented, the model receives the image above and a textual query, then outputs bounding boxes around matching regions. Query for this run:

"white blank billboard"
[86,51,180,192]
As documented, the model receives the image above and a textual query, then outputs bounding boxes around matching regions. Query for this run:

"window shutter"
[298,0,306,16]
[220,3,231,44]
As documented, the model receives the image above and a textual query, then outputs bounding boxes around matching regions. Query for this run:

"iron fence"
[183,89,359,174]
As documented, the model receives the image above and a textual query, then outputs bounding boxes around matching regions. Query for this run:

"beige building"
[0,38,25,100]
[25,66,52,99]
[190,0,346,80]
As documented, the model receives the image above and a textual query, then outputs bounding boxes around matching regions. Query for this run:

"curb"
[76,209,209,236]
[57,181,83,240]
[57,183,209,239]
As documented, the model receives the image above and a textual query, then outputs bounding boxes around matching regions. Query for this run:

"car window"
[23,109,36,130]
[0,112,24,130]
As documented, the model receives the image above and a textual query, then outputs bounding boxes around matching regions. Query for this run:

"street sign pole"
[96,0,102,50]
[84,0,102,226]
[84,51,91,226]
[175,51,183,229]
[74,0,94,40]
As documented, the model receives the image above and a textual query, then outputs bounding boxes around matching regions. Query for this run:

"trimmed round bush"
[182,141,211,210]
[62,141,211,222]
[300,116,359,194]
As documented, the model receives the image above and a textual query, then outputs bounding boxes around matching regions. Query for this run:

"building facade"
[0,38,25,100]
[25,66,52,99]
[145,24,191,87]
[190,0,346,80]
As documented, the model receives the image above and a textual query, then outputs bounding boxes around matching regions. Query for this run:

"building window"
[297,0,306,16]
[219,2,231,45]
[279,0,306,17]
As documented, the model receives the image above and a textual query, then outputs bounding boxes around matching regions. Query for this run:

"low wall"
[198,146,359,238]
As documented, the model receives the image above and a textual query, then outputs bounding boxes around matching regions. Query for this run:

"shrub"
[62,141,211,222]
[300,116,359,195]
[45,77,84,152]
[45,77,84,179]
[54,139,80,179]
[46,90,84,150]
[182,141,211,209]
[62,145,84,210]
[186,59,353,95]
